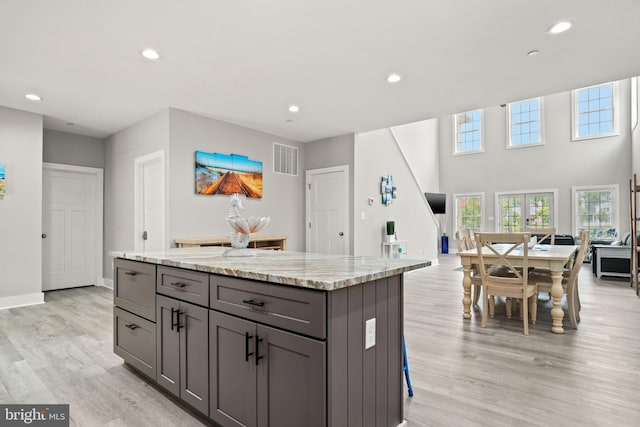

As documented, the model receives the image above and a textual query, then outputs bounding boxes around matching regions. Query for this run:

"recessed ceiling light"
[288,105,300,113]
[25,93,42,101]
[386,73,402,83]
[547,21,572,34]
[141,49,160,60]
[527,50,540,57]
[286,119,293,123]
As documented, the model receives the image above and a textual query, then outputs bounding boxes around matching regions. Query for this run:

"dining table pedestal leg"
[550,269,565,334]
[462,265,472,319]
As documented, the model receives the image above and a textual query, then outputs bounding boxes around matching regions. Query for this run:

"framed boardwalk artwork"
[0,163,5,196]
[195,151,263,198]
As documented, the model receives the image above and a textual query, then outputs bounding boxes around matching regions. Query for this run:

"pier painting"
[195,151,263,198]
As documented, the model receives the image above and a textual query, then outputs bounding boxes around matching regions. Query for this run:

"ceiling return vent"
[273,143,298,176]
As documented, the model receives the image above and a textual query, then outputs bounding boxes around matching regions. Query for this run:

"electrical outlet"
[365,318,376,349]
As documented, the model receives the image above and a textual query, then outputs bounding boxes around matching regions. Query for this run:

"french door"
[497,191,556,232]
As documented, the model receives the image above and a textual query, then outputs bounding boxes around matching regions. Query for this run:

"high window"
[454,193,484,232]
[572,185,619,238]
[508,98,542,148]
[572,82,618,140]
[453,110,483,154]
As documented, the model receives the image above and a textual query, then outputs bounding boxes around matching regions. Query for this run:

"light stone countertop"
[110,247,430,291]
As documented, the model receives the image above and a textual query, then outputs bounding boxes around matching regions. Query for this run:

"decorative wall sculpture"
[195,151,263,198]
[380,175,396,205]
[0,163,5,196]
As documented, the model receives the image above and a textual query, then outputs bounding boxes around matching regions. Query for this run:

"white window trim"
[571,184,619,236]
[494,188,559,232]
[452,110,485,156]
[453,192,485,232]
[571,81,620,141]
[506,97,545,150]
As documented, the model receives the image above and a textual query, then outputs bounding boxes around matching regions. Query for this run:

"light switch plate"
[365,318,376,349]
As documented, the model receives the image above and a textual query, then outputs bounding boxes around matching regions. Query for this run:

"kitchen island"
[111,247,429,427]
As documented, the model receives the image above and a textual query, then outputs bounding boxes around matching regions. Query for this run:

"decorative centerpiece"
[225,193,270,257]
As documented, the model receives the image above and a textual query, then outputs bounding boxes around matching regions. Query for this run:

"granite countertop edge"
[110,248,430,292]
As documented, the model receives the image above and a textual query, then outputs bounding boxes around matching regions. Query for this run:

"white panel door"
[42,168,96,290]
[306,166,349,255]
[135,151,165,252]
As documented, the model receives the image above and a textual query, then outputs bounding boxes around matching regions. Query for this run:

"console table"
[174,234,287,250]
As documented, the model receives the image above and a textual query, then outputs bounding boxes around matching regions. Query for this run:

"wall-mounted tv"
[425,193,446,214]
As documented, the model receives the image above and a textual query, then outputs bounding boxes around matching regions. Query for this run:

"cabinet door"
[180,302,209,415]
[156,295,180,397]
[256,325,325,427]
[210,311,257,427]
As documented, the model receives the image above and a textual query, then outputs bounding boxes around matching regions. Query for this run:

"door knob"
[42,234,47,238]
[142,231,148,240]
[339,232,344,237]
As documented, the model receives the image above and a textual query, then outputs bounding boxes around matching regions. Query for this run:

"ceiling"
[2,0,640,142]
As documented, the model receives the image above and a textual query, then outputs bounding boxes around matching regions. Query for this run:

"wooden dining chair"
[475,232,537,335]
[525,227,556,245]
[528,230,589,329]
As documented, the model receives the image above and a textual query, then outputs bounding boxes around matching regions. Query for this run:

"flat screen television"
[425,193,446,214]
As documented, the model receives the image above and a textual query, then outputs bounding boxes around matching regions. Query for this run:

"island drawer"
[157,266,209,306]
[114,307,156,380]
[114,259,156,321]
[210,275,326,339]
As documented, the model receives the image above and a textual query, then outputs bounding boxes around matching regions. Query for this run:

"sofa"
[591,233,640,278]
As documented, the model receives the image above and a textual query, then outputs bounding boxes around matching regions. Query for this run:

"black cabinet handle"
[242,299,265,308]
[170,307,177,331]
[170,281,187,289]
[245,332,254,362]
[176,310,184,333]
[255,334,264,366]
[124,271,138,276]
[125,323,139,330]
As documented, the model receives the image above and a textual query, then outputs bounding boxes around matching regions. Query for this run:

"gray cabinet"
[113,259,157,380]
[157,294,209,415]
[210,311,325,427]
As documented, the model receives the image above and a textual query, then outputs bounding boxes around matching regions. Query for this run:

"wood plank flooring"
[1,256,639,426]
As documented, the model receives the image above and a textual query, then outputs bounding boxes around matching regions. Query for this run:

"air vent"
[273,143,298,176]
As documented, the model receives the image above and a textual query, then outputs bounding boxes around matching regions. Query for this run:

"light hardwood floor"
[1,256,639,426]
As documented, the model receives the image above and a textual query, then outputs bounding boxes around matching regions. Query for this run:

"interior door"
[498,192,554,232]
[42,167,96,290]
[306,166,349,255]
[135,151,165,252]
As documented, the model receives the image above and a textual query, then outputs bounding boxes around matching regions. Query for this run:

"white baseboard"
[429,257,439,266]
[397,421,408,427]
[0,292,45,310]
[99,278,114,289]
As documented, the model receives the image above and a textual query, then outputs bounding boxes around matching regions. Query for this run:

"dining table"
[458,244,578,334]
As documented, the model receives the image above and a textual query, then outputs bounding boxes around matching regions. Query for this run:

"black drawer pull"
[242,299,265,308]
[124,271,138,276]
[170,281,187,289]
[125,323,139,330]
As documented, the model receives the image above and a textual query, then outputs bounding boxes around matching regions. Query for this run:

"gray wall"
[168,109,305,251]
[43,129,105,168]
[0,106,44,306]
[354,125,439,261]
[305,134,355,254]
[104,110,170,279]
[439,79,632,237]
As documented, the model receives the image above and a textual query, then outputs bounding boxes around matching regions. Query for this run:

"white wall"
[439,79,632,237]
[168,109,306,251]
[43,129,104,168]
[0,106,44,308]
[354,125,439,261]
[304,134,355,253]
[104,110,170,279]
